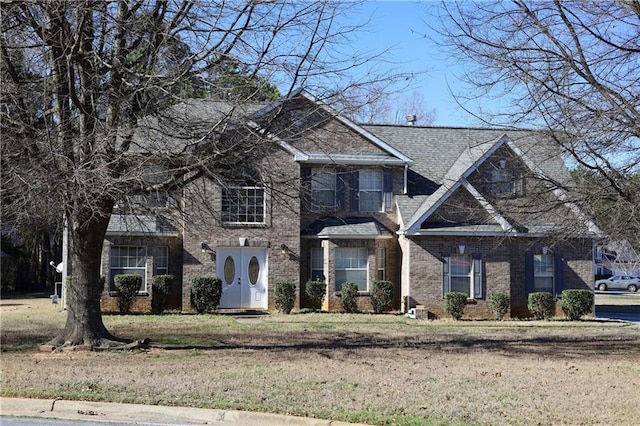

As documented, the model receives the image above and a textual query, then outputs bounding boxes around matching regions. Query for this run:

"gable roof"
[256,90,413,166]
[129,99,269,153]
[361,125,570,185]
[362,124,599,237]
[398,135,516,235]
[136,90,414,167]
[106,214,180,237]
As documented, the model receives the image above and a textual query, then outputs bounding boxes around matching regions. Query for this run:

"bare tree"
[332,85,436,125]
[0,1,400,348]
[433,1,640,248]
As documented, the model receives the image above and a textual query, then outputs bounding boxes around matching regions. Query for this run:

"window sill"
[222,223,268,229]
[108,291,149,297]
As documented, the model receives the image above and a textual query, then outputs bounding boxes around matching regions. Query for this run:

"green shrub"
[528,292,554,320]
[488,292,510,320]
[340,282,360,313]
[305,279,326,311]
[114,274,142,315]
[370,280,394,313]
[444,292,468,320]
[190,276,222,313]
[561,289,593,320]
[274,282,296,314]
[151,274,174,314]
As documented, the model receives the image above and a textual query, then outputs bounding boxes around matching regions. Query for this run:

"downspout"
[403,164,408,195]
[401,233,415,319]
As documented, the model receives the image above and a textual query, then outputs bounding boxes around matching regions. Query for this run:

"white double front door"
[216,247,268,309]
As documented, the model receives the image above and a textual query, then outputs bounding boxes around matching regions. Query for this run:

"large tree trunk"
[47,213,128,348]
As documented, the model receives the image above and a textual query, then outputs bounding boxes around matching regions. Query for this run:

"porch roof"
[301,152,409,166]
[106,214,180,237]
[302,216,394,239]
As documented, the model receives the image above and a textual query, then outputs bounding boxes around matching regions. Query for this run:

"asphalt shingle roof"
[361,125,570,185]
[361,124,574,230]
[302,217,393,239]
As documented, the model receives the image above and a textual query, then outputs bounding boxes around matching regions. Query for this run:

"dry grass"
[1,295,639,426]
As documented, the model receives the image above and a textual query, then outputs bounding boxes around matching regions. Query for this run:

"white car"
[595,275,640,292]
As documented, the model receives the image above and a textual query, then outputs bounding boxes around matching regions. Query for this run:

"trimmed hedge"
[370,280,394,313]
[488,292,510,321]
[444,292,468,320]
[190,276,222,313]
[151,274,174,314]
[561,289,593,320]
[305,279,326,311]
[114,274,142,315]
[340,282,360,313]
[528,292,554,320]
[274,281,296,314]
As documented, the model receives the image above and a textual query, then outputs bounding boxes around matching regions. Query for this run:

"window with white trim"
[110,246,147,292]
[335,247,368,292]
[533,254,554,293]
[221,186,265,224]
[489,169,524,197]
[443,253,483,299]
[310,169,336,211]
[310,248,325,281]
[450,254,472,297]
[358,170,383,212]
[133,191,170,208]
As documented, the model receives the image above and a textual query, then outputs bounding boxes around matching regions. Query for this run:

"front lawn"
[1,295,639,425]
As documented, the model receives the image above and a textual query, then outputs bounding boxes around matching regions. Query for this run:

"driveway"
[595,291,640,323]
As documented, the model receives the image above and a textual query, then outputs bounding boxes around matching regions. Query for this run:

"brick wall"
[100,235,182,314]
[181,146,301,312]
[404,236,593,319]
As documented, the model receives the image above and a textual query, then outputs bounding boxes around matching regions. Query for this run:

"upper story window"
[221,186,265,224]
[358,170,384,212]
[132,191,170,208]
[311,169,336,211]
[132,165,173,208]
[489,169,524,197]
[304,167,393,213]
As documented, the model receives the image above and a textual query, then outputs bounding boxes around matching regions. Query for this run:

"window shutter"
[383,169,393,192]
[442,253,451,296]
[336,168,346,209]
[473,253,483,299]
[525,253,534,294]
[301,167,311,180]
[350,170,359,212]
[554,252,564,298]
[301,167,311,194]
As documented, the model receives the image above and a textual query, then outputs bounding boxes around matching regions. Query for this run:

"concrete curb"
[0,397,365,425]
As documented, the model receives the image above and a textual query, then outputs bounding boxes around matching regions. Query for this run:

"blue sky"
[346,1,478,127]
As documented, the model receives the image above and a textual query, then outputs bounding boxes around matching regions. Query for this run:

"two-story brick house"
[99,89,598,318]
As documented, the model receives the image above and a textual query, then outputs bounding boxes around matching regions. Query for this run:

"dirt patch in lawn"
[2,295,639,426]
